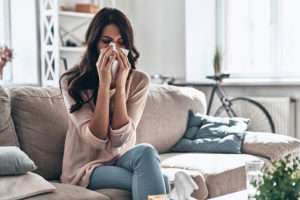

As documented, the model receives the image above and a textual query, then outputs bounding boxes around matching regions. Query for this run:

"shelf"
[59,11,94,18]
[60,46,86,52]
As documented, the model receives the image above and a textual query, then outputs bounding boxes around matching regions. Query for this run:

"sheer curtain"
[223,0,300,79]
[0,0,12,83]
[0,0,39,85]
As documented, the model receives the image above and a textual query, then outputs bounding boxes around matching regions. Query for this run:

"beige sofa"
[1,84,300,200]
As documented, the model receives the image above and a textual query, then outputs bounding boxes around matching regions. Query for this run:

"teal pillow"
[172,111,249,153]
[0,146,37,175]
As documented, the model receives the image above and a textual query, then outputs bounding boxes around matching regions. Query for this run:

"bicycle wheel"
[214,97,276,133]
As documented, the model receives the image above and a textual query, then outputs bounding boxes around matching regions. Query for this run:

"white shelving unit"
[59,10,94,18]
[40,0,60,86]
[60,46,86,52]
[40,0,96,86]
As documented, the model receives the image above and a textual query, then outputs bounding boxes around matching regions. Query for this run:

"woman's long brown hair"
[59,7,139,113]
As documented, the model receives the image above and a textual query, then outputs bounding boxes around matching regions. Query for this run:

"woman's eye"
[101,39,111,44]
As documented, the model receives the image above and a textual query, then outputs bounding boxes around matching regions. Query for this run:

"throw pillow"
[0,146,37,175]
[172,110,249,153]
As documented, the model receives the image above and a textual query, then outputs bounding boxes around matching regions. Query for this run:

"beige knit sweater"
[60,70,150,187]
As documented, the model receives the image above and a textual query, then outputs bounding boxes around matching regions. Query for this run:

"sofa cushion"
[10,86,68,180]
[0,172,56,200]
[243,131,300,161]
[23,182,109,200]
[137,85,207,153]
[160,153,267,198]
[96,189,131,200]
[0,86,19,146]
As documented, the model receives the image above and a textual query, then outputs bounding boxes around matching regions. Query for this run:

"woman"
[59,7,169,200]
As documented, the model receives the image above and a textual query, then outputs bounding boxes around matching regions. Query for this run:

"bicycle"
[206,73,276,133]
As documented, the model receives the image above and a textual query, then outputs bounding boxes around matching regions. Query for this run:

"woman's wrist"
[116,84,126,94]
[99,79,110,88]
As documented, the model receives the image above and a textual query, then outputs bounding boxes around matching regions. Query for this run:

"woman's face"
[97,24,125,51]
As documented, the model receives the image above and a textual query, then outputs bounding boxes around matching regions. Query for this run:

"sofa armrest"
[242,131,300,161]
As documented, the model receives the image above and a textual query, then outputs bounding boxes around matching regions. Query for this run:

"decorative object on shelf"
[75,3,100,14]
[0,46,13,80]
[252,154,300,200]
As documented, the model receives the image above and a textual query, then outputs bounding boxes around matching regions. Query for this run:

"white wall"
[116,0,186,79]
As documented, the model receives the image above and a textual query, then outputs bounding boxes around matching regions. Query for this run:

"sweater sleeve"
[61,78,108,150]
[109,72,150,147]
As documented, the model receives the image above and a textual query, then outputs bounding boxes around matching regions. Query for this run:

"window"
[0,0,39,85]
[222,0,300,79]
[0,0,12,83]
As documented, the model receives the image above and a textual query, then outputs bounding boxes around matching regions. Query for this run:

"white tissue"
[168,171,198,200]
[97,42,129,82]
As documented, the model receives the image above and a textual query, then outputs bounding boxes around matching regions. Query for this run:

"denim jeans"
[88,143,170,200]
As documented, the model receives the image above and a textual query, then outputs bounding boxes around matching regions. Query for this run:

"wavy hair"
[59,7,139,113]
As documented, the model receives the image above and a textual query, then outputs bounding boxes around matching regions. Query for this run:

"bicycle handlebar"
[206,73,230,81]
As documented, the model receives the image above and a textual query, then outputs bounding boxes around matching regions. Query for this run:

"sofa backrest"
[0,86,19,146]
[9,87,68,180]
[136,84,206,152]
[7,84,206,180]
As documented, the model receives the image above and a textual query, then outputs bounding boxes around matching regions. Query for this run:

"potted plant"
[0,46,13,80]
[253,154,300,200]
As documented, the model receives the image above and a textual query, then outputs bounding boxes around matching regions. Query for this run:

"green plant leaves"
[253,154,300,200]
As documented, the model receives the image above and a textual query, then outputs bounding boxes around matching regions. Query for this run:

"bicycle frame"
[206,84,237,117]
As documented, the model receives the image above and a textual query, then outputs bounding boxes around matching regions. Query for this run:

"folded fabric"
[172,111,249,153]
[243,131,300,161]
[0,172,56,200]
[0,146,37,175]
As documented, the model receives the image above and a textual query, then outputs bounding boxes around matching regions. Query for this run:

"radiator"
[250,97,296,136]
[210,97,296,137]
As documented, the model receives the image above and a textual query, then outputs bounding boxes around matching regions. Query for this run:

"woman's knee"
[136,143,159,161]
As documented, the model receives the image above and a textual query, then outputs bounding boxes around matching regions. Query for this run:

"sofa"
[1,83,300,200]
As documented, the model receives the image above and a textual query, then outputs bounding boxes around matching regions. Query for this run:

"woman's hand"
[115,48,130,91]
[96,46,116,87]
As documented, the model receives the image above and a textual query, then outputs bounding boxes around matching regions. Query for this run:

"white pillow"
[0,172,56,200]
[242,131,300,161]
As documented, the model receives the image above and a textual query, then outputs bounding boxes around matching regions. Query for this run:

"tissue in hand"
[98,43,129,82]
[110,43,129,82]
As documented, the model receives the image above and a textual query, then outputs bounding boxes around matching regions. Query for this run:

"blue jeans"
[88,143,170,200]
